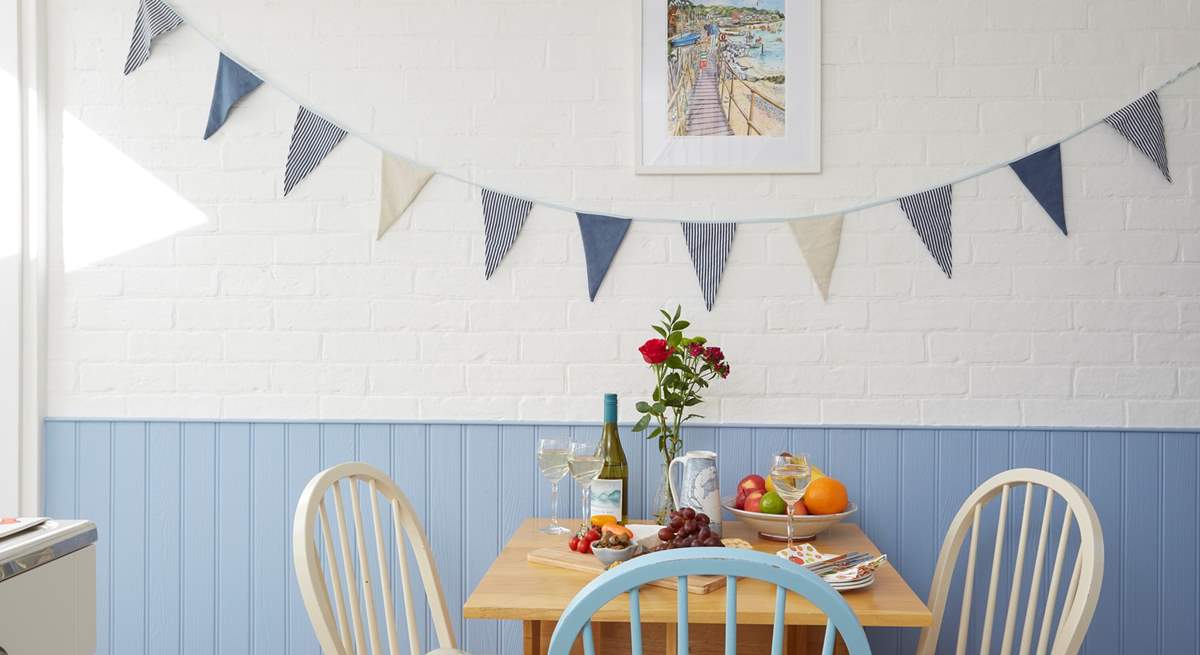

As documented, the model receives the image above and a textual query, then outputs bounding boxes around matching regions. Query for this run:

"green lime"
[759,491,787,515]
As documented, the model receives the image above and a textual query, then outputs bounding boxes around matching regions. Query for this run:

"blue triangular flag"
[1104,90,1171,182]
[283,107,347,196]
[680,221,736,311]
[898,185,953,278]
[123,0,184,75]
[1009,144,1067,235]
[204,54,263,140]
[576,213,631,301]
[481,189,534,279]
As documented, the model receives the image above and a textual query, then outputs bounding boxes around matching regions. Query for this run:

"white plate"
[829,574,875,591]
[0,517,47,540]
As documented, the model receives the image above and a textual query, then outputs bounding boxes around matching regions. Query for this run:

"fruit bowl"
[722,498,857,541]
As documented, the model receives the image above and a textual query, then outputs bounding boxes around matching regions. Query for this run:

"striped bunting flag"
[1104,90,1171,182]
[123,0,184,75]
[204,54,263,139]
[576,213,632,301]
[680,221,736,311]
[898,185,954,278]
[378,154,434,239]
[481,188,534,279]
[788,214,844,301]
[283,107,347,196]
[1009,144,1067,235]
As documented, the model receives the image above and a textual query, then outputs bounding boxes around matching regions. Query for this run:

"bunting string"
[121,0,1198,307]
[139,0,1200,226]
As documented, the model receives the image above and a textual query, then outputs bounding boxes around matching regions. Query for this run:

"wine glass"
[568,438,605,530]
[537,437,571,535]
[769,452,812,555]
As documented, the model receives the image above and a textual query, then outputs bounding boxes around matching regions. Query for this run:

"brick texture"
[44,0,1200,427]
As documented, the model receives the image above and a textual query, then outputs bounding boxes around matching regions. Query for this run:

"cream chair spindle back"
[293,462,461,655]
[916,468,1103,655]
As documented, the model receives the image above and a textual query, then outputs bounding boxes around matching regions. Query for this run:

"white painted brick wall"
[43,0,1200,427]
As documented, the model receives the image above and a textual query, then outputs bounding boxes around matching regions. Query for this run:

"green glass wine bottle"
[590,393,629,524]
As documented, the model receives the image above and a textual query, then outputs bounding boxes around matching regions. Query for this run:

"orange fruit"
[803,477,849,515]
[590,514,617,527]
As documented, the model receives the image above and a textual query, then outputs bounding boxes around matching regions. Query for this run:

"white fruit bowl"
[722,498,857,541]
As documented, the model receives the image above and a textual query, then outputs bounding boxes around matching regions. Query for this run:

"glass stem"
[549,481,559,528]
[786,504,795,554]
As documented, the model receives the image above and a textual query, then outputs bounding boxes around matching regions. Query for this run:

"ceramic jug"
[668,450,722,534]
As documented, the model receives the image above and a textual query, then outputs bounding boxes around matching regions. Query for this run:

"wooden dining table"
[463,518,932,654]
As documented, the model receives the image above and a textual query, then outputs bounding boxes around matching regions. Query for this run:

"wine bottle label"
[590,478,623,520]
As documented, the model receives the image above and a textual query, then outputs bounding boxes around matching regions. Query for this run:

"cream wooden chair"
[293,462,468,655]
[916,468,1104,655]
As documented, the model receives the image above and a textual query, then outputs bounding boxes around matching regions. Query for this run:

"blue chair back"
[547,548,871,655]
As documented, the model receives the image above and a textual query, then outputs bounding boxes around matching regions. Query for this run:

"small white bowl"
[722,498,857,541]
[591,543,640,567]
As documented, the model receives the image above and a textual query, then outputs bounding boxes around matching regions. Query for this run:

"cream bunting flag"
[377,153,434,239]
[787,214,844,301]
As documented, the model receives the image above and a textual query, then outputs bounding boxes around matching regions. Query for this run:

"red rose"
[639,338,672,365]
[704,346,725,363]
[688,343,705,357]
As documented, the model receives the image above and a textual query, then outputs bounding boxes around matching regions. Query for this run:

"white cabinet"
[0,521,96,655]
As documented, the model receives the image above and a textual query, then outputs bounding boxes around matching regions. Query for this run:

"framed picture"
[635,0,821,174]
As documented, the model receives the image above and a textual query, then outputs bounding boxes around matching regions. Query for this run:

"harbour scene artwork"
[667,0,786,138]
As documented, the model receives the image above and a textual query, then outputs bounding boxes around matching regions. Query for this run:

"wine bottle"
[590,393,629,524]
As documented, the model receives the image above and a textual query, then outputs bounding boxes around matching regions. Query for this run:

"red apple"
[742,490,766,513]
[793,499,810,516]
[734,488,748,509]
[737,474,766,495]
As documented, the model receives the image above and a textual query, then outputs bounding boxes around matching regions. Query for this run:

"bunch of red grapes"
[652,507,723,549]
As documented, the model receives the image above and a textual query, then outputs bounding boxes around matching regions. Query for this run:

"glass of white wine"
[568,438,604,530]
[769,452,812,555]
[537,437,571,535]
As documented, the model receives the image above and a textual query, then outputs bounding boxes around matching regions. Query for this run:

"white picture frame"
[635,0,822,175]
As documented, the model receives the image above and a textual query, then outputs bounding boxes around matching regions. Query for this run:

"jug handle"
[667,455,686,511]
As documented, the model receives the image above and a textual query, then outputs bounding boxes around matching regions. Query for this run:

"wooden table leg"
[786,624,850,655]
[524,619,542,655]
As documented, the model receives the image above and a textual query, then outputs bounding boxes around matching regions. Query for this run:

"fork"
[806,552,873,576]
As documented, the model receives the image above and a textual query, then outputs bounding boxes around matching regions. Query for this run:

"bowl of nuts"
[590,523,640,567]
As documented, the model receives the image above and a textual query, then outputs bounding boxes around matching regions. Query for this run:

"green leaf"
[674,320,690,330]
[659,309,672,321]
[673,305,681,321]
[652,387,661,402]
[652,402,665,414]
[652,325,666,337]
[635,401,652,413]
[666,355,684,370]
[684,397,702,406]
[632,414,651,432]
[684,413,704,421]
[667,331,682,348]
[649,426,662,439]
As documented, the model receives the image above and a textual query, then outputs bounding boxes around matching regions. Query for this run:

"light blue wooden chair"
[547,547,871,655]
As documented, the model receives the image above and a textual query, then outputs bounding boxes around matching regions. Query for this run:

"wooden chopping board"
[526,547,726,594]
